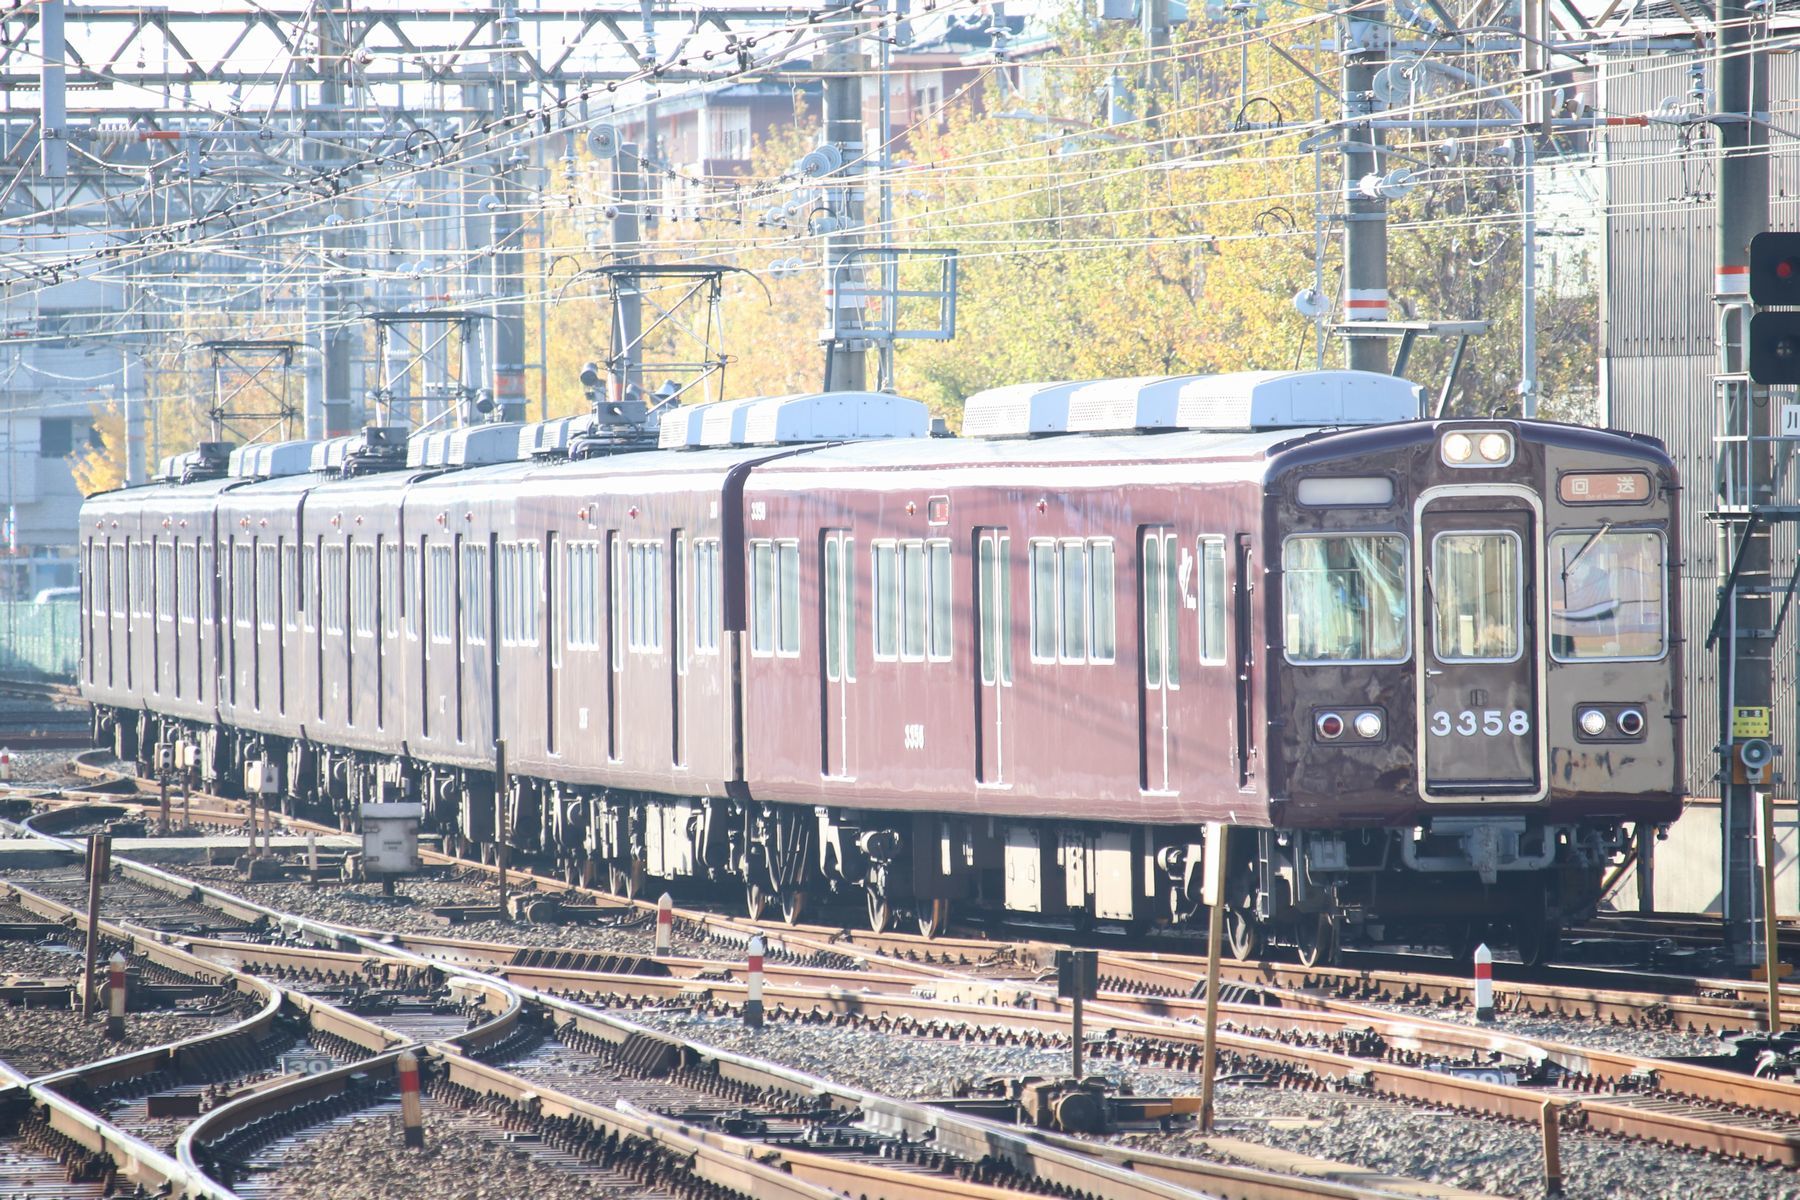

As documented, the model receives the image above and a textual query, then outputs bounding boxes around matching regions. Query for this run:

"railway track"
[0,797,1424,1200]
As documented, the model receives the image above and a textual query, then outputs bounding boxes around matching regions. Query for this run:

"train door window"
[258,544,279,631]
[234,544,254,628]
[871,541,898,660]
[299,544,316,632]
[382,544,401,639]
[322,544,347,636]
[565,541,599,649]
[692,538,721,654]
[627,540,664,653]
[351,544,377,639]
[977,532,1014,687]
[177,544,197,623]
[404,544,421,640]
[823,533,857,681]
[428,545,453,643]
[1430,531,1521,662]
[1141,531,1180,687]
[461,542,489,645]
[1198,537,1227,663]
[673,532,687,676]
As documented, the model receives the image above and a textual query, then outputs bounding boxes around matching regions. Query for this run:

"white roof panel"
[659,392,931,448]
[228,439,319,479]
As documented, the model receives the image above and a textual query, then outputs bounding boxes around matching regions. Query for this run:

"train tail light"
[1354,711,1383,739]
[1579,709,1607,737]
[1616,708,1645,737]
[1316,712,1345,739]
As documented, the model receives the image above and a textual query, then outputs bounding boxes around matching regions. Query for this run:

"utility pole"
[820,20,868,392]
[608,142,646,406]
[1714,0,1771,970]
[1340,0,1389,372]
[488,9,528,423]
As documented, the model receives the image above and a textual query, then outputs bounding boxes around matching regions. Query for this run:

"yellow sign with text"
[1734,706,1773,738]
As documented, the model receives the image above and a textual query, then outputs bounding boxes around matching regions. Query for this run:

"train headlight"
[1354,711,1383,739]
[1617,708,1645,737]
[1316,712,1345,740]
[1478,432,1512,462]
[1579,709,1608,737]
[1442,432,1474,463]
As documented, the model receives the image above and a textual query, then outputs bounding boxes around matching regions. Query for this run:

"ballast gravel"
[625,1008,1795,1200]
[0,747,95,786]
[1355,999,1734,1060]
[269,1110,640,1200]
[0,1006,233,1078]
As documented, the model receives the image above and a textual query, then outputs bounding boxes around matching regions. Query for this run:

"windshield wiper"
[1561,521,1614,582]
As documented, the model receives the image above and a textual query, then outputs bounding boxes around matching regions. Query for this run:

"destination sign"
[1558,471,1651,504]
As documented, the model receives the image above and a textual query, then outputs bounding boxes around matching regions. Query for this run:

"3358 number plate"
[1429,709,1531,737]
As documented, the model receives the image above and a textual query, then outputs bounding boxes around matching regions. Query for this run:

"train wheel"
[779,887,808,926]
[1293,913,1341,969]
[917,897,951,939]
[1224,907,1264,960]
[1513,916,1561,968]
[865,886,893,934]
[744,881,771,922]
[1449,921,1487,966]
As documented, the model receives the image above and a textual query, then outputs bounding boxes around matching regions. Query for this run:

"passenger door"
[1418,492,1544,799]
[975,529,1011,786]
[1139,528,1181,794]
[821,530,855,778]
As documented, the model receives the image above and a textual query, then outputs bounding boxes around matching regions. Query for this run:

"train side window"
[427,545,452,643]
[461,542,489,645]
[779,540,801,656]
[1058,538,1087,662]
[872,541,899,660]
[498,543,518,645]
[132,542,151,619]
[1281,534,1409,664]
[322,544,347,636]
[199,544,214,624]
[627,540,664,653]
[1029,540,1056,662]
[283,546,299,632]
[109,544,125,618]
[233,544,254,628]
[565,541,599,650]
[608,534,623,672]
[258,544,279,631]
[748,538,797,657]
[177,544,197,623]
[692,538,721,654]
[1198,537,1226,662]
[901,541,927,660]
[156,542,174,621]
[928,540,953,661]
[1089,540,1116,663]
[520,541,540,646]
[382,543,401,639]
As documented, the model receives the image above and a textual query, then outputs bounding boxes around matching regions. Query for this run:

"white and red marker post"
[1474,943,1495,1022]
[104,952,126,1040]
[397,1049,424,1148]
[745,935,766,1029]
[654,892,673,957]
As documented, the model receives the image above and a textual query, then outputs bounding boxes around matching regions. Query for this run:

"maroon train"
[78,370,1681,964]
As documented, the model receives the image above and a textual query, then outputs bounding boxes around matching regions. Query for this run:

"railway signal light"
[1750,231,1800,306]
[1750,312,1800,384]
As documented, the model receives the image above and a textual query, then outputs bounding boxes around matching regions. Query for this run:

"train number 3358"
[1429,710,1532,737]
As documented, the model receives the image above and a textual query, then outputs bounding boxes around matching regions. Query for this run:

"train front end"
[1263,419,1681,960]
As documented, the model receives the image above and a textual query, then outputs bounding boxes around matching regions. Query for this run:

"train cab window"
[692,538,721,654]
[1198,537,1227,662]
[1281,534,1409,664]
[628,540,665,653]
[1431,532,1521,662]
[177,545,198,623]
[1549,529,1666,660]
[1029,538,1114,665]
[322,544,347,636]
[461,543,489,645]
[749,538,797,657]
[428,545,454,643]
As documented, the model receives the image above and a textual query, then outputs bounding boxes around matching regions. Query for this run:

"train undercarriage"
[103,707,1627,968]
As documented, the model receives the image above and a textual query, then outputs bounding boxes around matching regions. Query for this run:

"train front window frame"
[1280,533,1411,666]
[1429,530,1523,664]
[1548,527,1668,662]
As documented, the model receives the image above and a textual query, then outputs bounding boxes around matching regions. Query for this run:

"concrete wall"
[1607,798,1799,915]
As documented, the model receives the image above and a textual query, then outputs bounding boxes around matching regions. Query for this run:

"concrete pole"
[608,144,645,407]
[1340,0,1389,373]
[488,15,528,423]
[123,352,146,486]
[1716,0,1770,969]
[820,21,867,392]
[38,0,66,179]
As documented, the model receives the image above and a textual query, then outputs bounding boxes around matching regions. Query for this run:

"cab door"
[1417,488,1545,800]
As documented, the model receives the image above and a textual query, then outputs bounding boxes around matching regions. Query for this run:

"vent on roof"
[153,442,234,484]
[517,414,594,461]
[962,370,1424,438]
[228,439,319,480]
[658,392,930,449]
[407,422,526,468]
